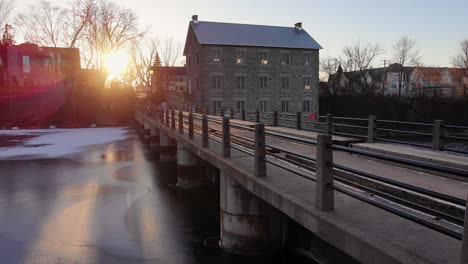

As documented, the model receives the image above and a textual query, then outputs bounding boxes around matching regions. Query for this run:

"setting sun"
[103,50,130,82]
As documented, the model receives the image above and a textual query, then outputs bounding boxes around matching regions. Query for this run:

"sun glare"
[103,50,130,82]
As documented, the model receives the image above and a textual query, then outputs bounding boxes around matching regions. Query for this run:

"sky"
[17,0,468,67]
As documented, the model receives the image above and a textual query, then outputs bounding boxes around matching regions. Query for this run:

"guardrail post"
[432,120,444,151]
[296,112,302,130]
[222,117,231,158]
[188,112,194,139]
[202,114,209,148]
[171,110,176,130]
[178,110,183,134]
[165,109,169,127]
[315,134,334,211]
[256,109,260,123]
[461,192,468,264]
[254,123,266,177]
[325,113,333,136]
[273,111,278,127]
[241,109,246,121]
[368,115,376,143]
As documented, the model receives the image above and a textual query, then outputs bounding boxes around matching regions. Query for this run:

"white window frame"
[259,76,268,89]
[210,49,222,63]
[281,100,290,113]
[282,76,290,89]
[304,53,312,66]
[236,50,245,64]
[282,52,292,65]
[259,101,268,112]
[302,100,311,112]
[259,51,269,65]
[237,76,246,89]
[22,56,30,73]
[236,100,245,112]
[304,77,311,90]
[212,75,222,89]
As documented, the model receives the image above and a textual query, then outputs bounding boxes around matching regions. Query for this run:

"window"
[236,100,245,112]
[237,76,246,89]
[281,76,290,89]
[210,49,222,62]
[259,76,268,89]
[302,100,311,112]
[22,56,30,73]
[304,53,312,66]
[236,50,245,64]
[213,100,222,111]
[282,52,292,65]
[41,57,52,72]
[281,100,290,112]
[212,75,222,89]
[260,101,268,112]
[196,52,199,64]
[304,77,311,90]
[259,51,268,64]
[188,56,192,68]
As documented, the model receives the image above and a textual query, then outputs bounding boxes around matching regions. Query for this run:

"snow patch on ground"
[0,127,129,159]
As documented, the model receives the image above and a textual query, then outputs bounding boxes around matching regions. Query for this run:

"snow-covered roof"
[189,21,322,50]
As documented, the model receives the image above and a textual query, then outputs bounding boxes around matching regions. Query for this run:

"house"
[329,63,468,98]
[183,15,322,114]
[0,42,80,95]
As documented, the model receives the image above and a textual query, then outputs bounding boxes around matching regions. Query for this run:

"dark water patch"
[112,166,143,183]
[101,149,147,161]
[0,134,38,147]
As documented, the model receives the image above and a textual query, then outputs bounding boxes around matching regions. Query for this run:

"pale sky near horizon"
[17,0,468,67]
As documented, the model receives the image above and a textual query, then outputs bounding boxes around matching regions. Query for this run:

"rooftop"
[187,18,322,50]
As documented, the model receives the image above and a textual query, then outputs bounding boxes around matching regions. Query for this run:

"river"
[0,128,314,263]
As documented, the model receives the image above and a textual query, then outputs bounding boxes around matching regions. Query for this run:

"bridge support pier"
[150,126,160,150]
[176,142,211,189]
[159,132,176,162]
[219,172,283,255]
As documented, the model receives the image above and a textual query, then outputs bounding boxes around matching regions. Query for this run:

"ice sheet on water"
[0,127,128,159]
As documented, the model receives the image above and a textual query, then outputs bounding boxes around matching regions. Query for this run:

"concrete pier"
[219,172,283,255]
[143,123,151,144]
[159,132,176,162]
[176,142,211,189]
[150,126,160,150]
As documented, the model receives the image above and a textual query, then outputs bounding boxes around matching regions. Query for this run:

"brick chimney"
[192,15,198,24]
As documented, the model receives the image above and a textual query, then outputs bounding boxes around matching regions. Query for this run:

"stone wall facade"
[185,27,320,115]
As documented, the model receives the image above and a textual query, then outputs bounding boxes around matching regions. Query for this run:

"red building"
[0,43,81,127]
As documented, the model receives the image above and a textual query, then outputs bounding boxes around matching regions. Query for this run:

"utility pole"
[381,59,388,95]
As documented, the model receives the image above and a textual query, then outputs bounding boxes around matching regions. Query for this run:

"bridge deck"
[140,112,463,264]
[352,143,468,173]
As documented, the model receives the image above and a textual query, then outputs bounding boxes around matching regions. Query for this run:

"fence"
[168,104,468,155]
[138,106,468,260]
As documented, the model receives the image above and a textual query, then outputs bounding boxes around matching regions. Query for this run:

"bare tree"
[393,36,421,97]
[130,37,158,87]
[63,0,95,48]
[342,41,384,95]
[160,37,180,66]
[85,0,146,69]
[0,0,15,26]
[452,39,468,97]
[15,0,66,47]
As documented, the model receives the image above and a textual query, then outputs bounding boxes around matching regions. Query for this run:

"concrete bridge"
[135,108,468,264]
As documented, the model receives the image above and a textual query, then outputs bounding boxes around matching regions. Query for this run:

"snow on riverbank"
[0,127,129,159]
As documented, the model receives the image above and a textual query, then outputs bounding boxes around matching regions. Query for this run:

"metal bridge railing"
[146,107,468,253]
